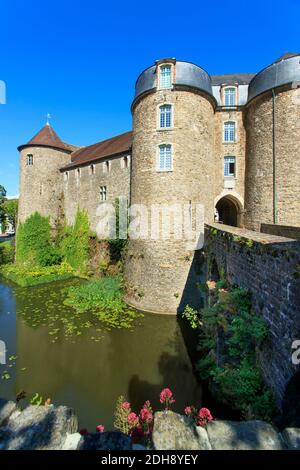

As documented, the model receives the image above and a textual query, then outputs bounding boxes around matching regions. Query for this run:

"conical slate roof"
[18,124,69,151]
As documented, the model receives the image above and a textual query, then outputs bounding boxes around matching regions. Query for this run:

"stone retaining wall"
[204,223,300,406]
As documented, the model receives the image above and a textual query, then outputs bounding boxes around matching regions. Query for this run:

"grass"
[0,262,75,287]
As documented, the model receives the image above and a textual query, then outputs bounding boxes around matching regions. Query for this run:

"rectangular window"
[158,144,172,171]
[27,154,33,166]
[64,171,69,181]
[224,88,236,106]
[160,65,172,89]
[224,156,236,177]
[90,164,95,175]
[224,122,235,142]
[100,186,107,201]
[159,105,172,128]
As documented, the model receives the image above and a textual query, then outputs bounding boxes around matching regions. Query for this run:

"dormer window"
[27,154,33,166]
[159,65,172,89]
[224,87,237,106]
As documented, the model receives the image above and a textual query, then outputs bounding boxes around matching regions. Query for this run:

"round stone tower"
[244,54,300,230]
[18,124,72,226]
[125,59,216,314]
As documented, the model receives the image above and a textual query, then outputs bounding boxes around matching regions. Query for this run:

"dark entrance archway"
[215,196,240,227]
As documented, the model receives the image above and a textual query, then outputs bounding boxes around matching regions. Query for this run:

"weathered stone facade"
[204,222,300,405]
[125,88,215,313]
[244,86,300,231]
[18,146,71,226]
[63,154,130,232]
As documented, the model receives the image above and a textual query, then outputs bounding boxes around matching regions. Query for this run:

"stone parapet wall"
[204,223,300,405]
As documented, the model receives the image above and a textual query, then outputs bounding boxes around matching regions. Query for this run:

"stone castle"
[18,53,300,314]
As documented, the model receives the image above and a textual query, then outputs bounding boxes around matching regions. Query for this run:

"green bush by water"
[0,241,14,265]
[16,212,60,267]
[64,276,142,328]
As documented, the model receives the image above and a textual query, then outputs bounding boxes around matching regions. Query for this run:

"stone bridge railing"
[204,223,300,407]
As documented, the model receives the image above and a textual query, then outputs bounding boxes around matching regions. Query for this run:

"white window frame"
[224,156,236,177]
[27,154,33,166]
[100,185,107,201]
[158,103,173,129]
[157,144,173,172]
[223,121,236,143]
[223,86,237,106]
[64,171,69,181]
[159,64,172,89]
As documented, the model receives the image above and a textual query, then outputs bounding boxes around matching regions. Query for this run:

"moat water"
[0,277,205,430]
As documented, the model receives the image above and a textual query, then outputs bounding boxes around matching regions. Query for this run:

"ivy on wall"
[59,208,90,275]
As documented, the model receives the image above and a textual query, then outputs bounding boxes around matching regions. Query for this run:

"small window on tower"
[27,154,33,166]
[90,164,95,175]
[64,171,69,181]
[158,144,172,171]
[100,186,107,201]
[224,156,236,177]
[159,105,172,128]
[224,121,236,142]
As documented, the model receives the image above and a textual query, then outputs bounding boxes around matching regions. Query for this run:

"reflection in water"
[0,278,202,429]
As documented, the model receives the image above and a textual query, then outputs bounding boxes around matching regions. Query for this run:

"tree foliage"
[4,199,18,230]
[16,212,60,267]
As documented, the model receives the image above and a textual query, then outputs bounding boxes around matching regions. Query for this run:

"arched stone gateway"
[215,195,243,227]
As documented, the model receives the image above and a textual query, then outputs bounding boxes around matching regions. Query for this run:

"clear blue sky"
[0,0,299,197]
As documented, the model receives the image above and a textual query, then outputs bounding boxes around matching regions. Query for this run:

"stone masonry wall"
[63,154,130,232]
[18,146,71,226]
[244,87,300,231]
[205,222,300,406]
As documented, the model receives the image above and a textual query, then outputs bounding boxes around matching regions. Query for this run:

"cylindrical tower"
[244,54,300,230]
[125,59,216,314]
[18,124,72,226]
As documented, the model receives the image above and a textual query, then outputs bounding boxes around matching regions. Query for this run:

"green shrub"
[0,241,14,264]
[16,212,58,267]
[64,276,142,328]
[59,208,90,275]
[193,286,277,421]
[0,262,74,286]
[182,305,201,329]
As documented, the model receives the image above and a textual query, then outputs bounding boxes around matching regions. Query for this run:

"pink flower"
[140,407,153,423]
[184,406,193,416]
[198,408,213,421]
[122,401,131,410]
[159,388,175,409]
[79,428,88,436]
[127,412,139,427]
[96,425,105,433]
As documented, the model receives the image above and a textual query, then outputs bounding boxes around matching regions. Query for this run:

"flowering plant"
[184,405,213,427]
[159,388,175,410]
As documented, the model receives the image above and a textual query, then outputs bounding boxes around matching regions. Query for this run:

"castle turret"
[244,53,300,230]
[125,59,216,314]
[18,124,73,226]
